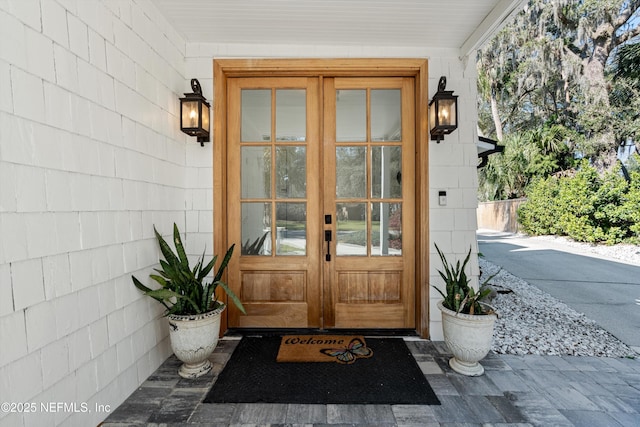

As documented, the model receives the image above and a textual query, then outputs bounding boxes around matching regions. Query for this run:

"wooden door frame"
[213,58,430,337]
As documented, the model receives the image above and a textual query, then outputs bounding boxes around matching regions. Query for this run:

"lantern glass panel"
[201,102,210,133]
[182,100,200,130]
[439,99,456,127]
[429,100,437,131]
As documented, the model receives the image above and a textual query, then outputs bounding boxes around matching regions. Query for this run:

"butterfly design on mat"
[320,338,373,364]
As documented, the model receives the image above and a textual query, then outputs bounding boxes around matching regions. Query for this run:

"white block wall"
[427,53,481,340]
[0,1,208,426]
[0,2,480,426]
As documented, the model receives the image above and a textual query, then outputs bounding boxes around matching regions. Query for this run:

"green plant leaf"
[154,226,180,267]
[192,257,202,276]
[214,244,235,283]
[132,275,153,293]
[202,282,216,311]
[132,275,172,312]
[149,274,168,287]
[199,254,217,282]
[144,288,182,301]
[216,279,246,314]
[172,223,190,270]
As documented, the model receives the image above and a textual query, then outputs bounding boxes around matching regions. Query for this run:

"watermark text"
[1,402,111,414]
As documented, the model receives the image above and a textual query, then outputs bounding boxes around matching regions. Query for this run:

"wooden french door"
[226,75,415,330]
[323,77,416,328]
[227,77,322,328]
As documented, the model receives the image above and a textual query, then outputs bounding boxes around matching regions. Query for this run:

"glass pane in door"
[335,146,366,198]
[371,146,402,199]
[336,89,366,142]
[241,146,271,198]
[241,202,271,255]
[276,89,306,141]
[276,203,306,255]
[371,89,401,141]
[276,146,306,198]
[336,202,367,256]
[371,202,402,256]
[241,89,271,142]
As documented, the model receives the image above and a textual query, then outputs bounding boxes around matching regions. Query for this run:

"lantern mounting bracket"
[191,78,202,95]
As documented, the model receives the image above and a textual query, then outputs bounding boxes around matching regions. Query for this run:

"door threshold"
[225,328,419,338]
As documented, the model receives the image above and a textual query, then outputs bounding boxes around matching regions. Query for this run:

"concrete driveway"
[477,230,640,352]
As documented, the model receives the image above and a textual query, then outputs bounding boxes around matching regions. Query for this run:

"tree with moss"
[478,0,640,200]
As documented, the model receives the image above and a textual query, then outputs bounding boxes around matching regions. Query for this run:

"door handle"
[325,230,332,261]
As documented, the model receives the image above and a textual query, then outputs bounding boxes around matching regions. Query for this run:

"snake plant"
[132,223,246,316]
[432,244,493,315]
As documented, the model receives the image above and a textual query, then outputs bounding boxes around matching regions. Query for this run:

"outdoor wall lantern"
[429,76,458,142]
[180,78,210,146]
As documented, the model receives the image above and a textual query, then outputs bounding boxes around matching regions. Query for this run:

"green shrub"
[557,164,600,242]
[593,166,634,244]
[518,161,640,244]
[621,170,640,241]
[517,176,562,235]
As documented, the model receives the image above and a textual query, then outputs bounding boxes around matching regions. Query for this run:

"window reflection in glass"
[276,146,306,199]
[371,203,402,256]
[276,90,306,141]
[241,89,271,142]
[241,202,272,256]
[371,89,401,141]
[371,146,402,199]
[241,146,271,199]
[276,203,306,255]
[336,203,367,256]
[336,146,366,199]
[336,90,366,142]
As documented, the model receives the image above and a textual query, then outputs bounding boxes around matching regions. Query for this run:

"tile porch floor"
[101,337,640,426]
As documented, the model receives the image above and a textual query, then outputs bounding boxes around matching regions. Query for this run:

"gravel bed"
[480,256,638,358]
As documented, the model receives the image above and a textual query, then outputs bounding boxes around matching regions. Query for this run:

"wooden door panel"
[334,304,408,328]
[337,271,402,302]
[241,271,306,301]
[235,303,309,327]
[323,77,416,329]
[227,77,321,329]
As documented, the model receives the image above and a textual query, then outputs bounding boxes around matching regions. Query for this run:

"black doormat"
[203,336,440,405]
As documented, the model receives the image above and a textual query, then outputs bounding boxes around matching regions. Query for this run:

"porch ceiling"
[149,0,526,55]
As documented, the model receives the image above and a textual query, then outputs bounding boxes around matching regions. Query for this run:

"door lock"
[324,230,332,261]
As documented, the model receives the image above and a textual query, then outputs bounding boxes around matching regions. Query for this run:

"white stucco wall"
[0,1,479,426]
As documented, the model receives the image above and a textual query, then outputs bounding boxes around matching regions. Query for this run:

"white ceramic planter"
[438,300,496,376]
[167,304,225,379]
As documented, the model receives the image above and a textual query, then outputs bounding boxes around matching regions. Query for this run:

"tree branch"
[616,24,640,46]
[613,0,640,28]
[613,0,640,46]
[505,87,538,127]
[554,3,578,32]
